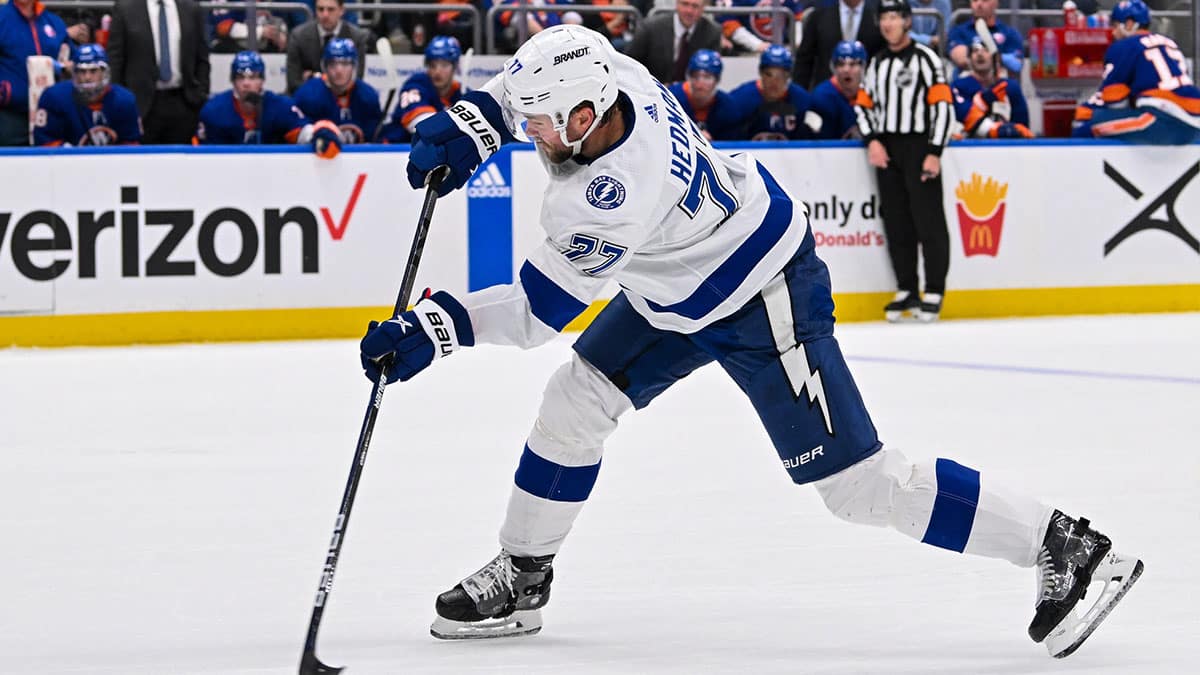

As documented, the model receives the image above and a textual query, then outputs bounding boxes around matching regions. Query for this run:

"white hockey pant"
[500,355,1051,568]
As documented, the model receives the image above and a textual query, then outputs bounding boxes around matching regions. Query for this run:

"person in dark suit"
[108,0,211,144]
[286,0,371,94]
[793,0,884,90]
[625,0,722,84]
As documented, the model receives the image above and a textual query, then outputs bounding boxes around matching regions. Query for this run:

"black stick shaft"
[300,168,448,675]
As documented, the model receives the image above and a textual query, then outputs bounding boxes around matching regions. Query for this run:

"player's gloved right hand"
[311,120,342,159]
[989,122,1034,139]
[359,290,475,383]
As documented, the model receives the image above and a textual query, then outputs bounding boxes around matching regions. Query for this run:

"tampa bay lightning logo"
[586,175,626,210]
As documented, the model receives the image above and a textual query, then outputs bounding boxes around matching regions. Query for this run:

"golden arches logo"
[955,173,1008,257]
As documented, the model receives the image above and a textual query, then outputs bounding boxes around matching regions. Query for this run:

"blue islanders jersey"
[293,76,383,144]
[1095,32,1200,118]
[728,80,817,140]
[950,75,1029,133]
[33,81,141,146]
[382,71,464,143]
[714,0,804,44]
[667,81,746,141]
[809,77,864,140]
[195,90,306,145]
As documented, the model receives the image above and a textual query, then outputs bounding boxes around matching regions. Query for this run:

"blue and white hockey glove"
[406,95,511,196]
[311,120,342,159]
[359,290,475,383]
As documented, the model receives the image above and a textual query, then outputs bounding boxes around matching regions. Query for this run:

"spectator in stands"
[715,0,804,54]
[196,50,342,158]
[434,0,483,52]
[208,3,290,54]
[374,0,438,55]
[380,35,464,143]
[910,0,950,49]
[951,35,1032,138]
[34,44,142,146]
[492,0,578,53]
[107,0,210,144]
[625,0,722,84]
[668,49,744,140]
[792,0,884,91]
[729,44,821,140]
[587,0,637,53]
[810,39,869,139]
[0,0,70,146]
[947,0,1022,76]
[294,38,384,144]
[287,0,371,94]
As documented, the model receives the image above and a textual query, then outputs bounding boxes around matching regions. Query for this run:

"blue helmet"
[687,49,723,79]
[322,37,358,68]
[831,40,867,66]
[73,44,110,98]
[1111,0,1151,27]
[75,44,109,68]
[230,51,265,79]
[424,35,461,65]
[760,44,793,72]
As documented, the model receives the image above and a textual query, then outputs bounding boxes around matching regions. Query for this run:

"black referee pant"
[875,134,949,296]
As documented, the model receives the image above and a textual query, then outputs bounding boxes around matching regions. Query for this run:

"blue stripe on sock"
[513,445,601,503]
[921,458,980,553]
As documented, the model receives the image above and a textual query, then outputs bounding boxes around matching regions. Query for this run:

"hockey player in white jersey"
[360,25,1142,656]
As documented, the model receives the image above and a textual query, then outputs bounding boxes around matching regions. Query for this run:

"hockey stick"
[459,47,475,94]
[373,37,398,142]
[299,166,449,675]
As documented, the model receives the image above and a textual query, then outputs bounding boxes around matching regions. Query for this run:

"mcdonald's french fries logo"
[955,173,1007,257]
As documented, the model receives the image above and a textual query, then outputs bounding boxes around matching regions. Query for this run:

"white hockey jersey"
[462,49,808,347]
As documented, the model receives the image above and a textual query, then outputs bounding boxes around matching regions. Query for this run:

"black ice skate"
[917,293,942,323]
[430,550,554,640]
[1028,510,1143,658]
[884,291,920,322]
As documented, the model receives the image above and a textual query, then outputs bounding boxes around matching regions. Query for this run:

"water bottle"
[1043,29,1059,76]
[1062,0,1078,27]
[96,14,111,48]
[1029,30,1041,77]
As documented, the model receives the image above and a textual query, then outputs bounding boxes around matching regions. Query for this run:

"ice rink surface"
[3,313,1198,674]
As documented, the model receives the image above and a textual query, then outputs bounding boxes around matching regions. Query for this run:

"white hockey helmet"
[501,25,619,156]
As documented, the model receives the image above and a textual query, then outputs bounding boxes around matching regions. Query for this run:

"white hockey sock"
[815,448,1051,567]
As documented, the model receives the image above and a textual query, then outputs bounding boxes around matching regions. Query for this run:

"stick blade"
[974,18,999,55]
[299,651,344,675]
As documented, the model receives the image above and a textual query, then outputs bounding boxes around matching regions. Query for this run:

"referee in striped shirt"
[854,0,954,322]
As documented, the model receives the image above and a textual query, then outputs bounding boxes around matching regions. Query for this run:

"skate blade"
[430,609,543,640]
[916,310,940,323]
[885,310,919,323]
[1045,552,1144,659]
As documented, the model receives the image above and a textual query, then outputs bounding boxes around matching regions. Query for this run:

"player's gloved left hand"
[311,120,341,159]
[979,81,1008,105]
[359,290,475,384]
[989,122,1034,138]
